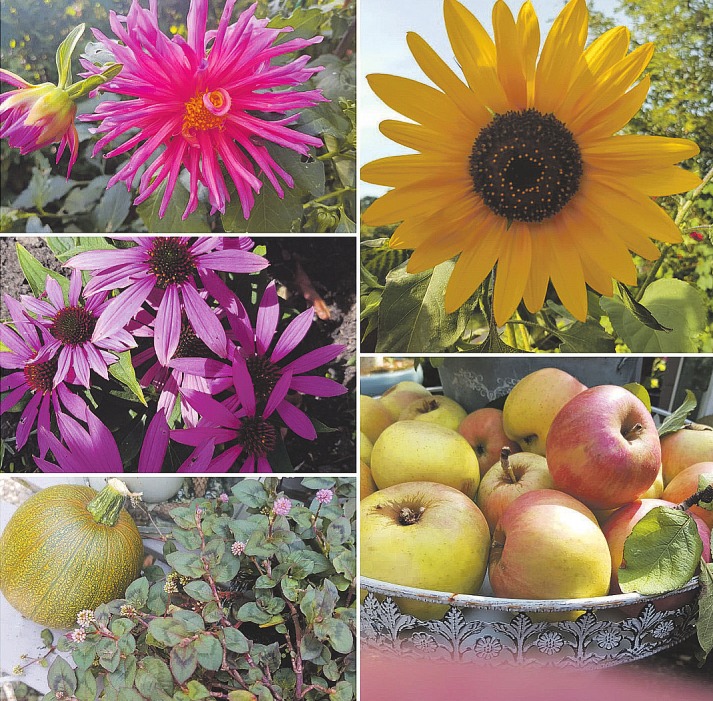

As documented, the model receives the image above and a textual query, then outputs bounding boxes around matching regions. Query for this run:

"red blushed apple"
[458,408,521,478]
[660,427,713,484]
[546,385,661,511]
[662,461,713,529]
[602,498,711,614]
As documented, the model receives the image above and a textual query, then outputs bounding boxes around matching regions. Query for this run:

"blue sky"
[359,0,625,197]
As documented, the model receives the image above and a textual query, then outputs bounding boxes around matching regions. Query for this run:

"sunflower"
[361,0,702,325]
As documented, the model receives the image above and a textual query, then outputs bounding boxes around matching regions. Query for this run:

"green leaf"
[40,628,54,648]
[170,642,198,685]
[223,184,303,233]
[65,64,123,101]
[223,627,250,654]
[173,525,203,550]
[614,281,672,332]
[173,609,206,633]
[147,581,168,615]
[269,8,323,43]
[183,579,214,602]
[108,350,147,406]
[48,657,77,694]
[194,633,222,671]
[202,601,223,624]
[623,383,652,412]
[314,617,353,654]
[376,260,475,352]
[95,185,131,232]
[147,617,189,646]
[696,562,713,663]
[111,617,135,637]
[619,506,703,595]
[125,576,149,607]
[326,517,351,546]
[311,54,356,102]
[75,669,97,701]
[117,690,143,701]
[231,480,268,508]
[697,474,713,512]
[332,681,354,701]
[139,658,173,695]
[601,279,706,352]
[56,24,85,89]
[16,243,71,298]
[60,178,111,217]
[658,390,698,438]
[336,210,356,233]
[237,602,274,625]
[265,143,325,197]
[137,181,210,233]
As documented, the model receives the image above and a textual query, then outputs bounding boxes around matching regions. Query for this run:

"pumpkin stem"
[87,478,133,526]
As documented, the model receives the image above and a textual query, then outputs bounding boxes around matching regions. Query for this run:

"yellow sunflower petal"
[368,74,467,130]
[407,226,472,274]
[534,0,589,114]
[575,75,650,141]
[547,219,589,322]
[582,136,700,169]
[379,120,467,156]
[603,166,702,197]
[568,43,654,131]
[406,32,490,126]
[493,0,527,110]
[516,0,540,106]
[443,0,509,112]
[493,224,532,325]
[444,214,506,313]
[361,154,461,188]
[578,249,615,298]
[523,228,551,313]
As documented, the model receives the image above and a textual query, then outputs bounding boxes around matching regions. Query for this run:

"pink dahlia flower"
[66,236,268,366]
[81,0,327,219]
[0,295,89,455]
[0,69,79,176]
[171,354,300,473]
[171,280,347,439]
[20,270,135,387]
[35,409,170,473]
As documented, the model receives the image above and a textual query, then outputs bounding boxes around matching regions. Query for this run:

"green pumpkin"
[0,479,143,629]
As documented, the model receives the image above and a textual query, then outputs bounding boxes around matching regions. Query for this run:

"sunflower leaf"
[614,282,672,332]
[601,279,706,352]
[657,390,697,437]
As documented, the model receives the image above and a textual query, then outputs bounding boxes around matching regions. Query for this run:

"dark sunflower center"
[50,306,96,346]
[23,356,58,393]
[245,354,282,405]
[236,416,277,457]
[469,109,583,223]
[174,321,210,359]
[147,239,196,288]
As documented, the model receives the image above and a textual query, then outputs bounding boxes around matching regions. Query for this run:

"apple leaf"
[696,474,713,512]
[657,390,697,438]
[696,561,713,664]
[619,506,702,595]
[623,383,652,412]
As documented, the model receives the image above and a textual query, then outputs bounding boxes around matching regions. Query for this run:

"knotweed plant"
[360,0,712,353]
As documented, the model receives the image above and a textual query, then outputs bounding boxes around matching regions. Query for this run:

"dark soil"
[0,236,356,473]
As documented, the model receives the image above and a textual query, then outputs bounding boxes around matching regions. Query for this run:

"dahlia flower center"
[469,109,583,223]
[245,354,283,405]
[174,321,210,359]
[24,356,59,394]
[182,89,231,139]
[236,416,277,457]
[147,239,197,288]
[50,306,96,346]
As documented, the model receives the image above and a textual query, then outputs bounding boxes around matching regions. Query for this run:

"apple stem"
[674,484,713,511]
[500,447,517,484]
[399,506,425,526]
[622,423,644,441]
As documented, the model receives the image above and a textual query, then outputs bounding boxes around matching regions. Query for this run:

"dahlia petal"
[256,281,280,354]
[271,308,314,363]
[290,376,346,397]
[181,388,240,429]
[231,353,255,414]
[154,284,181,367]
[276,400,317,441]
[92,276,155,342]
[181,283,228,358]
[138,411,170,472]
[16,391,42,449]
[187,0,209,54]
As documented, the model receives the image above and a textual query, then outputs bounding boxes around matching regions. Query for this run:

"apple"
[360,481,490,619]
[360,460,378,501]
[360,431,373,466]
[380,381,431,421]
[488,489,611,620]
[371,421,480,498]
[399,395,467,433]
[662,461,713,529]
[640,466,664,499]
[502,368,587,455]
[660,426,713,484]
[476,447,553,532]
[458,408,521,478]
[360,395,394,444]
[546,385,661,510]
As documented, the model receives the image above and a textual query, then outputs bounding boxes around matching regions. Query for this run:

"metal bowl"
[360,576,700,667]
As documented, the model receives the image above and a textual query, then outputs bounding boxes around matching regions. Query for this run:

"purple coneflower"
[80,0,326,219]
[66,236,268,366]
[21,270,135,387]
[171,354,297,473]
[34,409,169,473]
[1,295,89,455]
[171,281,347,439]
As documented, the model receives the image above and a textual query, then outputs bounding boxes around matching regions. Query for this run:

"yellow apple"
[502,368,586,455]
[399,395,467,432]
[371,421,480,498]
[360,460,378,500]
[360,395,393,444]
[640,466,664,499]
[360,431,373,466]
[662,461,713,528]
[660,427,713,484]
[380,382,431,420]
[360,481,490,619]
